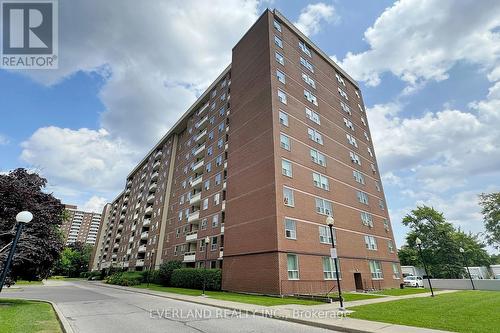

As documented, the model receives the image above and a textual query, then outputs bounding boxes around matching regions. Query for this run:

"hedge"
[105,271,145,286]
[170,268,221,290]
[158,261,182,286]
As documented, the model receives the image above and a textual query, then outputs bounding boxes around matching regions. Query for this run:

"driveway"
[0,280,338,333]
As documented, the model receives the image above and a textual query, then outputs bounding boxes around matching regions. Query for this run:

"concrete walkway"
[341,289,458,307]
[97,282,456,333]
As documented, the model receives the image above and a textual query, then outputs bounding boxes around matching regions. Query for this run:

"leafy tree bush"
[158,260,182,286]
[170,268,221,290]
[0,169,65,281]
[53,242,93,277]
[105,271,144,286]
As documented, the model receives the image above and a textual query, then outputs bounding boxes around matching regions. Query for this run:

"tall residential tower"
[92,9,401,294]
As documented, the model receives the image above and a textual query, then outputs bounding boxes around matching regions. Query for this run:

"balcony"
[131,224,136,231]
[224,161,227,169]
[223,182,226,190]
[149,182,158,192]
[127,248,132,255]
[125,188,131,194]
[145,205,153,215]
[112,254,117,259]
[221,224,224,234]
[141,231,149,240]
[123,262,129,268]
[222,201,226,211]
[192,159,204,173]
[123,196,129,203]
[113,243,119,249]
[152,161,161,171]
[154,150,162,159]
[185,230,198,242]
[198,102,209,115]
[115,233,122,239]
[135,202,140,209]
[138,245,147,253]
[129,236,134,243]
[136,259,145,267]
[189,192,201,205]
[192,144,206,158]
[117,223,123,230]
[147,193,155,203]
[225,143,228,151]
[120,214,125,221]
[195,115,208,129]
[219,249,223,259]
[190,175,203,188]
[195,129,207,143]
[183,252,196,263]
[143,219,151,227]
[151,171,159,181]
[188,211,200,223]
[121,205,127,212]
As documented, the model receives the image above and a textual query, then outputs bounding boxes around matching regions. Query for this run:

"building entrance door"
[354,273,363,290]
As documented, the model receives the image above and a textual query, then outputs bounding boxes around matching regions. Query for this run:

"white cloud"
[0,134,9,145]
[340,0,500,88]
[294,2,337,37]
[82,196,107,213]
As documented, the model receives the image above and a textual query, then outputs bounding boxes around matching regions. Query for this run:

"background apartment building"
[61,204,102,246]
[93,9,401,294]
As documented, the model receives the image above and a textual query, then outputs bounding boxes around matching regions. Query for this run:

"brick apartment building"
[92,9,402,294]
[61,204,102,246]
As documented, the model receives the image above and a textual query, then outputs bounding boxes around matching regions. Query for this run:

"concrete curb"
[17,298,74,333]
[94,282,375,333]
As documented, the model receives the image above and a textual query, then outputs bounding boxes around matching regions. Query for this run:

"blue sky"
[1,0,499,252]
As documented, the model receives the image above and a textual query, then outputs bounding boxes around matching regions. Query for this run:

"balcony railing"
[192,159,204,173]
[186,231,198,242]
[149,182,158,192]
[195,115,208,129]
[190,175,203,188]
[152,161,161,171]
[183,252,196,262]
[195,129,207,143]
[151,172,159,181]
[138,245,147,253]
[141,231,148,240]
[147,193,155,203]
[154,150,162,159]
[145,206,153,215]
[188,211,200,223]
[189,192,201,205]
[136,259,145,267]
[192,144,206,158]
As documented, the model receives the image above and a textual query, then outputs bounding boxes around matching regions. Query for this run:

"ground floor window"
[322,257,341,279]
[287,254,299,280]
[369,260,383,279]
[392,263,401,279]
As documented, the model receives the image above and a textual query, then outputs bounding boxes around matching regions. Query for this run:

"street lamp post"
[202,236,210,296]
[415,237,434,297]
[147,249,156,288]
[326,215,344,310]
[459,247,475,290]
[0,211,33,293]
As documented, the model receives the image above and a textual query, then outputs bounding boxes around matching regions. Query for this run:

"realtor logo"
[1,0,58,69]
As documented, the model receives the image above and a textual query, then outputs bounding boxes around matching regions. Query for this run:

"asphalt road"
[0,281,338,333]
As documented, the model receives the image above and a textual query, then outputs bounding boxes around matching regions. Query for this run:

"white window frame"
[283,187,294,207]
[279,110,289,126]
[304,89,318,106]
[301,72,316,89]
[357,191,369,205]
[323,257,340,280]
[275,51,285,65]
[299,41,312,57]
[300,57,314,72]
[305,108,320,124]
[312,172,329,190]
[277,69,286,84]
[369,260,383,279]
[280,133,291,151]
[360,211,373,227]
[308,128,323,145]
[319,225,334,244]
[274,35,283,48]
[310,149,326,166]
[315,198,333,216]
[282,159,293,178]
[285,219,296,239]
[364,235,377,250]
[278,89,287,104]
[287,254,299,280]
[273,20,282,32]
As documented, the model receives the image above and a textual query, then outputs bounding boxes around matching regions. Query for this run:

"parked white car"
[403,275,424,287]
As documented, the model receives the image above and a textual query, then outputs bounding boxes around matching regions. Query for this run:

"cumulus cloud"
[82,196,108,213]
[340,0,500,88]
[17,0,260,204]
[0,134,9,145]
[294,2,337,36]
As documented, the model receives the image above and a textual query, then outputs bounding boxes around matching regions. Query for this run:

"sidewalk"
[95,282,454,333]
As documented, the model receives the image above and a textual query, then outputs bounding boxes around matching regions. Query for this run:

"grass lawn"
[0,299,62,333]
[133,284,323,306]
[373,287,431,296]
[15,280,43,285]
[341,292,385,302]
[349,290,500,333]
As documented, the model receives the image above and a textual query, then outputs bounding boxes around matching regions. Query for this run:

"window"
[346,134,358,147]
[277,69,286,84]
[371,163,377,174]
[361,117,366,126]
[283,187,294,206]
[357,191,369,205]
[219,107,225,116]
[202,198,209,210]
[300,57,314,72]
[280,133,291,150]
[304,89,318,106]
[375,181,381,192]
[392,263,401,279]
[364,131,370,141]
[305,108,320,124]
[274,35,283,48]
[273,20,282,32]
[368,147,373,157]
[211,236,218,251]
[218,122,225,133]
[208,131,214,140]
[278,89,287,104]
[216,155,222,166]
[279,110,289,126]
[217,138,224,148]
[338,87,348,100]
[201,218,207,230]
[178,211,183,221]
[383,219,390,231]
[355,90,360,98]
[313,172,329,190]
[369,260,383,279]
[206,162,212,173]
[207,146,213,156]
[344,118,354,131]
[310,149,326,166]
[323,257,340,279]
[353,170,365,184]
[358,103,364,112]
[360,211,373,227]
[212,214,219,228]
[301,72,316,88]
[285,219,296,239]
[308,128,323,144]
[350,152,361,165]
[319,225,334,244]
[220,93,226,101]
[340,101,351,115]
[299,40,312,57]
[364,235,377,250]
[211,90,217,98]
[215,173,222,185]
[315,198,333,215]
[379,199,385,210]
[287,254,299,279]
[388,240,394,253]
[275,51,284,65]
[335,73,346,86]
[214,193,220,205]
[282,159,293,177]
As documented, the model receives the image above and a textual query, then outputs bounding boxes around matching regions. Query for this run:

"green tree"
[479,192,500,250]
[401,206,490,278]
[0,169,65,280]
[158,260,182,286]
[53,242,93,277]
